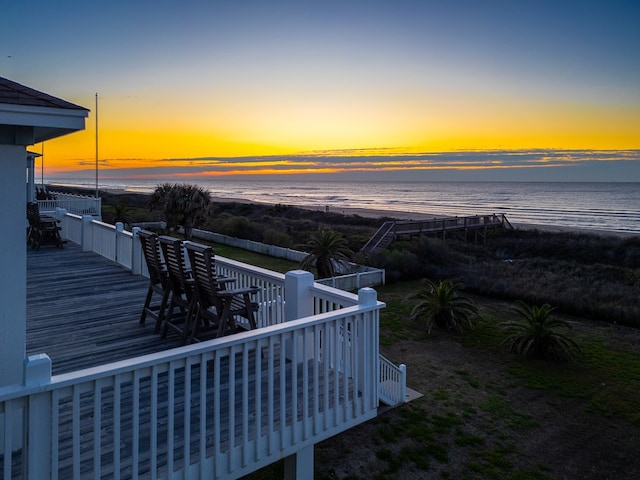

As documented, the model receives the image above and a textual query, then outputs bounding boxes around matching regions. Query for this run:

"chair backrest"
[27,202,40,227]
[138,230,165,285]
[184,242,223,311]
[158,235,192,296]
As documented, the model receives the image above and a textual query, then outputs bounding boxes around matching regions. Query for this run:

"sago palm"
[409,279,478,334]
[500,300,580,361]
[299,228,352,279]
[112,203,133,229]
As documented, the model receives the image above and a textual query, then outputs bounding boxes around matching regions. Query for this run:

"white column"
[0,144,27,387]
[26,154,36,203]
[284,444,314,480]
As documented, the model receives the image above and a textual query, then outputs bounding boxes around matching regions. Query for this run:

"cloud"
[56,149,640,182]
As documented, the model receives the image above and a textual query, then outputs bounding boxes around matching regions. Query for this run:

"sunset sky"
[2,0,639,181]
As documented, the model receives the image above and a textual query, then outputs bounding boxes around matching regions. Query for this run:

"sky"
[2,0,639,182]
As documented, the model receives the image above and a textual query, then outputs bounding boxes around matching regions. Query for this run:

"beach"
[69,184,637,238]
[55,179,640,235]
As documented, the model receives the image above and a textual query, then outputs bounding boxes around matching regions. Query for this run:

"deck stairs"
[360,214,512,255]
[360,221,396,256]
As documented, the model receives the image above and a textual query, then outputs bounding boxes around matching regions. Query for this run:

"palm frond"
[499,300,580,361]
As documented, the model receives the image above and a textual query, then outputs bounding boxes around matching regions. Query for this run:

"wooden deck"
[19,243,359,479]
[27,242,190,375]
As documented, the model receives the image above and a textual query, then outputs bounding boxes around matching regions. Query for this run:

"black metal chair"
[138,230,170,332]
[185,241,260,342]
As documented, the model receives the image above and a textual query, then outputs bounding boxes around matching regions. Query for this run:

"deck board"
[27,243,181,375]
[18,243,354,478]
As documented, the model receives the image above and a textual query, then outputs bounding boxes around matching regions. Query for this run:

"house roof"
[0,76,88,111]
[0,77,88,144]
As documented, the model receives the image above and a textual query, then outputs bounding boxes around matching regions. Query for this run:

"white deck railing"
[37,192,101,217]
[1,213,405,479]
[379,355,407,406]
[2,293,381,479]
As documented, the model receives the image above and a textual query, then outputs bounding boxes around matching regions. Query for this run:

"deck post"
[358,288,379,410]
[81,214,94,252]
[284,270,314,362]
[24,354,52,479]
[131,227,142,275]
[284,270,314,321]
[284,444,314,480]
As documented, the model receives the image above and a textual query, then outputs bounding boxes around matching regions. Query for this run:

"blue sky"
[2,0,639,181]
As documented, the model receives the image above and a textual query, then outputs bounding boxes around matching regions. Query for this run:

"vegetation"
[408,279,478,334]
[499,300,580,361]
[370,231,640,327]
[245,285,640,480]
[298,227,353,279]
[149,183,210,239]
[85,185,640,326]
[52,186,640,478]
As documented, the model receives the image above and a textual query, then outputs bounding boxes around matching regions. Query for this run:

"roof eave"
[0,103,89,143]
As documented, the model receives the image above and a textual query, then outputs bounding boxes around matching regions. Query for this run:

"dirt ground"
[308,302,640,480]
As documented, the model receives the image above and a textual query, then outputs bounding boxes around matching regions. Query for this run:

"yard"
[246,281,640,479]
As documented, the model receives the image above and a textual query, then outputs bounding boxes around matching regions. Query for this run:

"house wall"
[0,144,27,387]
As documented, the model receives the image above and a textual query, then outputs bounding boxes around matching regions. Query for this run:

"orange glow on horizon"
[37,88,640,177]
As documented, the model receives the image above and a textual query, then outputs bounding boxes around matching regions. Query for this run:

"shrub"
[500,300,580,361]
[369,249,423,283]
[408,279,478,334]
[217,216,262,241]
[298,228,353,279]
[262,227,293,247]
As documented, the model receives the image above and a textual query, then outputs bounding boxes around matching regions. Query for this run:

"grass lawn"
[244,279,640,479]
[210,242,301,274]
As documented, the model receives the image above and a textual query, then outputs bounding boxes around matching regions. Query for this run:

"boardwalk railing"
[361,213,513,254]
[1,212,404,479]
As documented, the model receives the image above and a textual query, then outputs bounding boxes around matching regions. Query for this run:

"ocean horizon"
[47,178,640,234]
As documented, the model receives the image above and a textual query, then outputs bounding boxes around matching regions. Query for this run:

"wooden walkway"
[360,213,513,254]
[28,242,197,375]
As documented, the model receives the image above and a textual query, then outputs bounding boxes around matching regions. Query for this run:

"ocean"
[49,178,640,234]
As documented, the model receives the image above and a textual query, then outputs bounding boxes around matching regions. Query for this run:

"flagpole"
[95,92,99,198]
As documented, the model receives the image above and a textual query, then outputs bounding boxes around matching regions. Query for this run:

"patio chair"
[158,235,198,343]
[27,202,63,250]
[138,230,170,332]
[185,241,260,342]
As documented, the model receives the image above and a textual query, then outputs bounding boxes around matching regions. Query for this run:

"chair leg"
[181,299,198,345]
[154,289,171,333]
[140,286,154,324]
[243,293,258,329]
[161,300,176,338]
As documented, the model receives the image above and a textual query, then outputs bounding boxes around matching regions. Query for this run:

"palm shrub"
[299,228,353,279]
[149,183,210,239]
[500,300,580,361]
[112,203,133,229]
[408,279,478,334]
